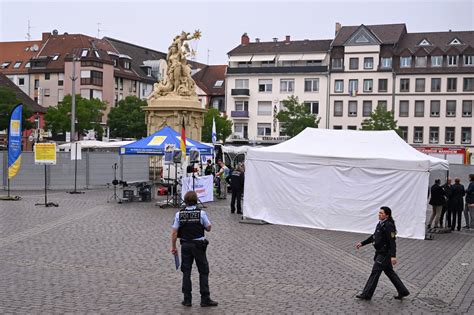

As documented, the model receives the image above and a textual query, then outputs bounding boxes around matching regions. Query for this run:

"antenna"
[26,19,34,41]
[97,22,107,38]
[207,49,211,65]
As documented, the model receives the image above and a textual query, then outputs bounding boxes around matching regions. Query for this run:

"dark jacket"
[229,169,245,192]
[361,220,397,258]
[429,184,446,206]
[466,182,474,204]
[443,183,454,206]
[451,183,465,212]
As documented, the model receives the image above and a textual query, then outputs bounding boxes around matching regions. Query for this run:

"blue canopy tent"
[119,126,213,155]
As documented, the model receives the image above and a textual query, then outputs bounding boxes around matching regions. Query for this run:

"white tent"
[58,140,134,151]
[243,128,448,239]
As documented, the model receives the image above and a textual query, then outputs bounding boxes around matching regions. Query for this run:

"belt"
[180,239,206,244]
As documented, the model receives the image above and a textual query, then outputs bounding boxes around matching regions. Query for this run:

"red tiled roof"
[332,23,407,46]
[0,72,46,113]
[228,39,332,55]
[192,65,226,96]
[395,31,474,55]
[0,40,42,74]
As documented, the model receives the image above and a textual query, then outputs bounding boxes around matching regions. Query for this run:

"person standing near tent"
[216,160,229,199]
[355,206,410,300]
[440,178,453,228]
[450,178,465,231]
[229,164,245,214]
[464,174,474,229]
[427,179,446,229]
[204,159,214,177]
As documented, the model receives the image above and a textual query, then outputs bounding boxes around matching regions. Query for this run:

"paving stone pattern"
[0,189,472,314]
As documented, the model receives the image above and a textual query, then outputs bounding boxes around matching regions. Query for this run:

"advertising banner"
[35,143,57,165]
[181,175,214,203]
[8,104,23,179]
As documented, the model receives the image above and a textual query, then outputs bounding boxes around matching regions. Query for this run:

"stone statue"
[149,30,201,99]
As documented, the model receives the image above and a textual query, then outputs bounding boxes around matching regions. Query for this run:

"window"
[463,78,474,91]
[446,100,456,117]
[52,54,60,61]
[58,89,64,102]
[237,61,252,68]
[400,56,411,68]
[94,50,100,58]
[124,61,131,70]
[334,101,343,117]
[234,123,248,138]
[363,101,372,117]
[304,78,319,92]
[1,61,11,68]
[464,55,474,66]
[414,127,423,143]
[34,79,39,89]
[58,73,64,86]
[13,61,22,68]
[462,100,472,117]
[80,70,103,86]
[304,101,319,114]
[430,101,440,117]
[431,78,441,92]
[399,101,409,117]
[113,59,118,67]
[363,79,373,92]
[257,123,271,136]
[214,80,224,87]
[333,125,343,130]
[415,78,425,92]
[349,79,358,93]
[415,101,424,117]
[448,55,458,66]
[234,100,248,111]
[461,127,472,144]
[429,127,439,144]
[261,60,275,67]
[364,57,373,69]
[235,79,249,89]
[334,80,343,93]
[399,126,408,141]
[378,79,388,92]
[400,79,410,92]
[445,127,455,144]
[257,101,272,116]
[43,88,50,97]
[147,68,152,77]
[24,62,30,68]
[381,57,392,69]
[81,49,88,57]
[280,79,294,92]
[258,79,272,92]
[332,58,343,69]
[18,77,25,86]
[431,56,442,67]
[349,58,359,70]
[45,73,50,80]
[347,126,357,130]
[282,61,296,67]
[415,56,427,67]
[447,78,457,92]
[348,101,357,117]
[378,101,387,111]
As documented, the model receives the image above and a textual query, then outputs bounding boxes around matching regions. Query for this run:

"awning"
[301,53,326,60]
[251,55,276,62]
[229,55,253,62]
[277,54,303,61]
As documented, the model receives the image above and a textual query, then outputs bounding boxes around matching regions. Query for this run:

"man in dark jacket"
[229,164,245,214]
[427,179,446,229]
[440,178,453,228]
[450,178,465,231]
[464,174,474,229]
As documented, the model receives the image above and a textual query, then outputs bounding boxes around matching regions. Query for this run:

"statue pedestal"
[144,95,206,141]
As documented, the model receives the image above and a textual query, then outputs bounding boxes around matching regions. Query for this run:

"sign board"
[35,143,57,165]
[70,142,82,160]
[181,175,214,203]
[415,146,466,155]
[164,143,175,165]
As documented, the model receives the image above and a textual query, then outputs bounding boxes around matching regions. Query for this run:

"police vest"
[177,209,205,240]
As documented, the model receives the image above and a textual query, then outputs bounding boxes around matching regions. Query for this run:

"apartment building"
[226,33,331,144]
[192,65,226,112]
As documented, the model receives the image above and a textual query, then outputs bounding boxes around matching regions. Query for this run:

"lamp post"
[69,55,83,194]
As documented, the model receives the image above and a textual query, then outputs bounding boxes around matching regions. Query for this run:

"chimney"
[42,32,51,42]
[335,22,342,35]
[241,33,250,45]
[273,37,278,42]
[255,38,260,43]
[285,35,291,43]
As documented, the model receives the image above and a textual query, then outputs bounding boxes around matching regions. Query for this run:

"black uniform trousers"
[440,205,452,227]
[451,206,464,231]
[361,253,409,298]
[231,189,243,213]
[180,240,210,302]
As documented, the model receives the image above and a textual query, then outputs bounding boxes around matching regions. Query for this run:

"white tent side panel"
[243,159,429,240]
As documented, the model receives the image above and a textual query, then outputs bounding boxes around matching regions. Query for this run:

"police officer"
[355,206,410,300]
[171,191,218,307]
[229,164,245,214]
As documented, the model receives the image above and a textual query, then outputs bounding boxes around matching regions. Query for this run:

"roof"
[0,72,46,113]
[228,39,332,55]
[395,31,474,55]
[0,40,42,74]
[332,23,407,46]
[192,65,226,95]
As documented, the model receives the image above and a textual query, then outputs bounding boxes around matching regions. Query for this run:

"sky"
[0,0,473,65]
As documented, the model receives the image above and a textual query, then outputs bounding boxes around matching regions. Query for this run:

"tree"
[361,105,401,135]
[276,95,320,138]
[44,94,106,138]
[107,96,147,139]
[0,86,34,131]
[201,108,232,143]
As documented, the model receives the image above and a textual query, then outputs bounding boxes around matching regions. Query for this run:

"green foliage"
[107,96,147,139]
[44,94,106,138]
[361,105,401,136]
[276,95,320,138]
[0,86,34,131]
[201,108,232,143]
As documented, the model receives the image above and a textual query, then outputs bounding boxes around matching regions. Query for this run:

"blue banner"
[8,104,23,179]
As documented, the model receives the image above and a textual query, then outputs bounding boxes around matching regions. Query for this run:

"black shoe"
[181,300,192,307]
[231,211,235,214]
[394,292,410,300]
[237,211,242,214]
[201,299,218,307]
[356,294,371,300]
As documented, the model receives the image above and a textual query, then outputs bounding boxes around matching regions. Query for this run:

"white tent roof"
[247,128,448,171]
[58,140,134,150]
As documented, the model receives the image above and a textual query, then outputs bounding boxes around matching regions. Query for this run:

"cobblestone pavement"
[0,189,472,314]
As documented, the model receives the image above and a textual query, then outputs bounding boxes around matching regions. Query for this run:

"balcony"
[231,111,249,118]
[231,88,250,97]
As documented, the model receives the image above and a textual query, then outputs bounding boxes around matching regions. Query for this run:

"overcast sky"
[1,0,473,65]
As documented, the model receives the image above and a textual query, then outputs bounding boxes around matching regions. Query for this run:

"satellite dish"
[31,44,39,51]
[52,29,59,35]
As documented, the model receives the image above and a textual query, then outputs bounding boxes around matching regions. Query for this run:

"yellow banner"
[35,143,57,165]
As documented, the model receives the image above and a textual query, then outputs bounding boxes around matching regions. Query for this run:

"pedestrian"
[464,174,474,229]
[427,179,446,229]
[355,206,410,300]
[440,178,453,228]
[170,191,218,307]
[216,160,229,199]
[450,178,465,231]
[229,164,245,214]
[204,159,214,176]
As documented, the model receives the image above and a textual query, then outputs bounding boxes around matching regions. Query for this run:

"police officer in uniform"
[355,206,410,300]
[229,164,245,214]
[171,191,218,307]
